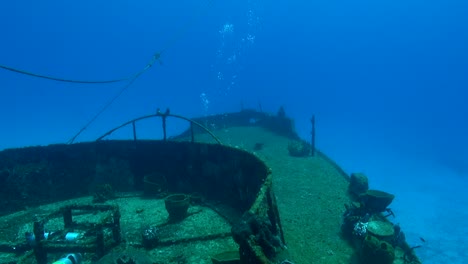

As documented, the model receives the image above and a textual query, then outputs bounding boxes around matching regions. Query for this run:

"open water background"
[1,1,467,262]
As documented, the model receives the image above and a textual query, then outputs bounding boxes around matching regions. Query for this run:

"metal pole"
[311,115,316,156]
[33,221,47,264]
[96,228,105,257]
[162,116,167,141]
[112,208,122,243]
[132,121,137,142]
[63,207,73,228]
[158,108,170,141]
[190,123,194,143]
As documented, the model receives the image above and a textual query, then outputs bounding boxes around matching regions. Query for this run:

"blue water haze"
[1,0,467,263]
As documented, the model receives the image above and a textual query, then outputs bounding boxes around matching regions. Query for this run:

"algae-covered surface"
[0,195,238,264]
[197,126,413,264]
[0,125,360,263]
[200,126,356,263]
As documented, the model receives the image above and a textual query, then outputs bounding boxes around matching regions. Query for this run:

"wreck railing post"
[112,208,122,243]
[190,122,195,143]
[157,108,170,141]
[33,221,47,264]
[162,115,167,141]
[132,121,137,142]
[63,206,73,228]
[311,115,316,156]
[96,228,105,257]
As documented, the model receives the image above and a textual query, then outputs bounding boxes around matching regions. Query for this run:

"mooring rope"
[0,1,215,144]
[0,1,214,85]
[67,63,153,144]
[0,63,141,84]
[67,0,215,143]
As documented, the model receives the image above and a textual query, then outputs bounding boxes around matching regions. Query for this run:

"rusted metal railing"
[96,108,222,144]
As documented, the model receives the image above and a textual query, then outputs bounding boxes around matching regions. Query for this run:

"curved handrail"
[96,109,222,144]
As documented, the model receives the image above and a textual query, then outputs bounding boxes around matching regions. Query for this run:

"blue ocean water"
[1,0,467,263]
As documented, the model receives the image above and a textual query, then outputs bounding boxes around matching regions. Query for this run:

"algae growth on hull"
[0,110,421,264]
